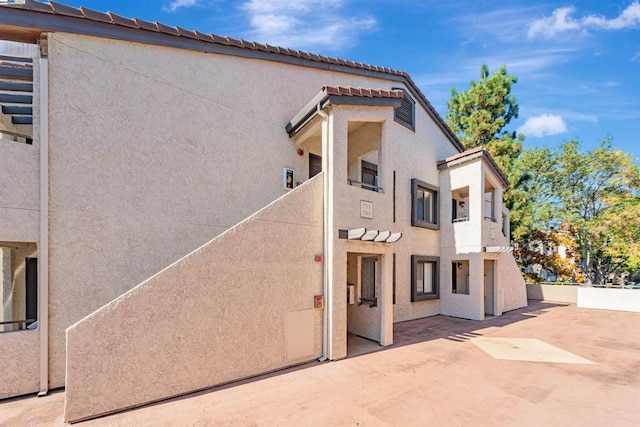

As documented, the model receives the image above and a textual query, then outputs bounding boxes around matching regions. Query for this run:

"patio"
[2,300,639,426]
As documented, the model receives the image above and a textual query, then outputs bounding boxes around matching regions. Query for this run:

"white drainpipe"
[37,35,49,397]
[318,108,331,361]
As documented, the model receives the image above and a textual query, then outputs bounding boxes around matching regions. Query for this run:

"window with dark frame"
[360,256,377,306]
[393,87,415,131]
[411,255,439,301]
[361,160,378,192]
[411,179,439,229]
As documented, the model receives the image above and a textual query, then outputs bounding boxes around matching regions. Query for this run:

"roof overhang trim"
[286,88,403,138]
[437,147,509,188]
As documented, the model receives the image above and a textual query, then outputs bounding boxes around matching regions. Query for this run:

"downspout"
[318,108,331,361]
[37,35,49,397]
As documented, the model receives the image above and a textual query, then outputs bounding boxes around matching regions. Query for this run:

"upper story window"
[452,186,470,223]
[361,160,378,192]
[484,179,496,222]
[393,88,415,131]
[347,121,383,192]
[411,179,439,230]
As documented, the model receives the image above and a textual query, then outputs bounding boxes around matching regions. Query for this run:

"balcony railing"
[0,319,36,332]
[453,216,469,223]
[347,179,383,193]
[0,129,32,145]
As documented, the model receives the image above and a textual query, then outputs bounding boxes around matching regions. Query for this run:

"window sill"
[412,293,439,302]
[359,298,378,307]
[412,220,439,230]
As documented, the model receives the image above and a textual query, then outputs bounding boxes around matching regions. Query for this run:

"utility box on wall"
[283,167,294,190]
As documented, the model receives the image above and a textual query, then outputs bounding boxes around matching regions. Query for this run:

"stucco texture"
[0,139,39,243]
[0,329,39,399]
[64,175,324,423]
[43,31,462,390]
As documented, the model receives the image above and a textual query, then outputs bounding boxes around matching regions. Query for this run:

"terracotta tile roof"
[323,85,404,99]
[0,0,466,153]
[437,146,484,165]
[3,0,405,77]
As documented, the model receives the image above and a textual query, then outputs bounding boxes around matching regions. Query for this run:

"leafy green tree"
[515,138,640,283]
[514,223,584,283]
[446,64,524,173]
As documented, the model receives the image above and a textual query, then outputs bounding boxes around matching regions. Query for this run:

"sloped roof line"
[0,0,466,153]
[287,85,405,137]
[437,146,509,188]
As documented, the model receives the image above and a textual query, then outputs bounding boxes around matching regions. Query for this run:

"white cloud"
[517,114,568,137]
[164,0,198,12]
[239,0,376,51]
[528,2,640,39]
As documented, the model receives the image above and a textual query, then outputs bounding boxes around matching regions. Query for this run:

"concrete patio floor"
[2,300,639,426]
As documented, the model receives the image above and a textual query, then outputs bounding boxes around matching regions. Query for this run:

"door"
[309,153,322,178]
[25,257,37,326]
[484,260,494,315]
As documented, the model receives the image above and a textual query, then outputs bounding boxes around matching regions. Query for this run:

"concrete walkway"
[2,301,639,426]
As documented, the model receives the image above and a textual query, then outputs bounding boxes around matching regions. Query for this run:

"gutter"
[318,109,330,361]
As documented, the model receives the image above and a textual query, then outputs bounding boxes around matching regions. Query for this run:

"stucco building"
[0,1,527,422]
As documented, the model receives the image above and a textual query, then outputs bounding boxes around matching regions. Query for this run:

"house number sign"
[360,200,373,219]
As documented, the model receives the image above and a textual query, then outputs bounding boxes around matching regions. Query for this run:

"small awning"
[339,228,402,243]
[484,246,513,253]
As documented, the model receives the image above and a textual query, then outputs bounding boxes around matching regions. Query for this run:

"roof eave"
[0,3,466,153]
[287,92,402,138]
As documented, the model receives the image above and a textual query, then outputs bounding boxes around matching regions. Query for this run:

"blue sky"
[56,0,639,160]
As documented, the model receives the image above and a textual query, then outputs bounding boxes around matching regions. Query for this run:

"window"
[0,242,38,333]
[393,87,415,131]
[411,255,439,301]
[452,187,469,223]
[361,160,378,192]
[484,179,496,222]
[411,179,438,229]
[360,256,377,307]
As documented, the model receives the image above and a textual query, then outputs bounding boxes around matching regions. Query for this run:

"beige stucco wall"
[0,329,38,399]
[44,31,464,389]
[315,105,455,327]
[0,139,39,243]
[527,283,578,303]
[64,175,323,423]
[438,159,526,319]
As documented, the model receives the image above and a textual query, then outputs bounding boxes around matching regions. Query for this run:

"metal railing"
[0,319,36,332]
[0,129,32,145]
[453,217,469,223]
[347,179,384,193]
